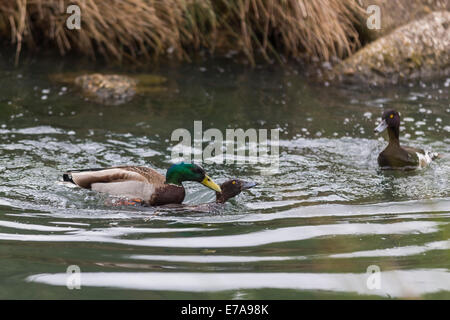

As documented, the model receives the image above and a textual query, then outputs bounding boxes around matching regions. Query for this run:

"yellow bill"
[201,175,222,192]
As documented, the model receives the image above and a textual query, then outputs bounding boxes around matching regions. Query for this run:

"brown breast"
[149,184,185,206]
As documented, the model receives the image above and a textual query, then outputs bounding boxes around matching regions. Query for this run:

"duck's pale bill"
[374,119,388,133]
[241,181,257,190]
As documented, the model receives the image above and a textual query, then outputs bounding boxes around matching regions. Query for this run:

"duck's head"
[374,109,400,133]
[216,179,257,203]
[166,162,221,192]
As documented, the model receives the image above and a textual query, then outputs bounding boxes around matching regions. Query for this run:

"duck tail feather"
[63,173,75,184]
[63,167,111,185]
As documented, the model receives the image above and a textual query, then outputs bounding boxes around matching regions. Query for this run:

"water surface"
[0,58,449,299]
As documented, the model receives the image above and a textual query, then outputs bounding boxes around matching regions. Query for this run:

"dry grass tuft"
[0,0,365,65]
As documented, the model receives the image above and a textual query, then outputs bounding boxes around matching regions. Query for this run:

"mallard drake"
[374,109,439,170]
[62,162,221,206]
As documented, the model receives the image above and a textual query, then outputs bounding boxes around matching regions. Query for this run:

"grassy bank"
[0,0,365,65]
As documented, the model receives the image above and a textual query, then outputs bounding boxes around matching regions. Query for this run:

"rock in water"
[331,11,450,85]
[74,74,137,105]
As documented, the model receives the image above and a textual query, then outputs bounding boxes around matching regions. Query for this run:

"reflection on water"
[0,57,449,299]
[27,269,450,298]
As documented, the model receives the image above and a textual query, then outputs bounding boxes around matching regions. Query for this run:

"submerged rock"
[50,73,168,105]
[331,11,450,85]
[74,74,137,105]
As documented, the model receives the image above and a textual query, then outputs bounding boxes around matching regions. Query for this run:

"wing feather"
[65,167,165,189]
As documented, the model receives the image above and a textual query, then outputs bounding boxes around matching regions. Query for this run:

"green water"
[0,57,449,299]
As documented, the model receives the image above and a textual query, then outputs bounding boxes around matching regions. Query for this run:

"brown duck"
[374,109,439,170]
[173,179,257,213]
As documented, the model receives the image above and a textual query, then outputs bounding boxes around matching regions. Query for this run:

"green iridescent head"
[165,162,221,192]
